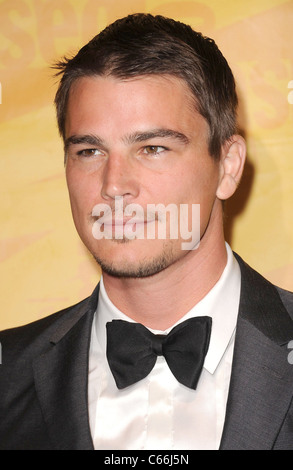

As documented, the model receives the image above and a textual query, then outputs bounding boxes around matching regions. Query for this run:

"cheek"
[178,166,219,220]
[66,167,95,220]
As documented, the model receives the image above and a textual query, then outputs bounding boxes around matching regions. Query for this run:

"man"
[0,13,293,450]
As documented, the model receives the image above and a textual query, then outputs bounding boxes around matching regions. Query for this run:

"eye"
[77,148,103,157]
[142,146,167,156]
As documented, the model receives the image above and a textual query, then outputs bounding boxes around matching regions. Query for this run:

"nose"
[100,153,140,202]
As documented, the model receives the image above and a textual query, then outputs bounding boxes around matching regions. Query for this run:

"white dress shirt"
[88,243,241,450]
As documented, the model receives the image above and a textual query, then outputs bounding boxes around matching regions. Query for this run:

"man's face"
[65,74,221,278]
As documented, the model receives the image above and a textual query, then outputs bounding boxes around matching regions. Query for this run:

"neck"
[102,206,227,330]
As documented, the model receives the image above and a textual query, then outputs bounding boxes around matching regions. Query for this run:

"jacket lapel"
[33,285,99,450]
[220,255,293,450]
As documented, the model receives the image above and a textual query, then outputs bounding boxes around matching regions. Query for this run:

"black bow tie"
[106,317,212,390]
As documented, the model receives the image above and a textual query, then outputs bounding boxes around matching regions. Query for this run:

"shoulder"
[0,288,98,364]
[233,251,293,338]
[234,251,293,303]
[1,282,99,339]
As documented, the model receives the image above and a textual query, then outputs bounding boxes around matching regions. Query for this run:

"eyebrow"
[124,129,190,145]
[64,134,104,151]
[64,128,190,151]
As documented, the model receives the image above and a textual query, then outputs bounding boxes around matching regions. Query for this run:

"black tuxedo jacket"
[1,254,293,450]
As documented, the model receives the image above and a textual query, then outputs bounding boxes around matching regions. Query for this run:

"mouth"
[103,218,154,236]
[101,218,148,226]
[90,200,163,242]
[91,215,155,239]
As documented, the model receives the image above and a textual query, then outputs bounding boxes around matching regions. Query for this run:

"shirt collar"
[96,243,241,375]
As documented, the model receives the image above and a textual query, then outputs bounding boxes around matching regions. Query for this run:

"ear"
[216,135,246,201]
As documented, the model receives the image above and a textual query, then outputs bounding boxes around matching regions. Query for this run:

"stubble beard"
[92,238,179,279]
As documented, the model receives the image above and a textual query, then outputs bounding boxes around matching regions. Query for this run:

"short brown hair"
[54,13,238,159]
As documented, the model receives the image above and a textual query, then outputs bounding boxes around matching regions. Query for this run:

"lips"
[100,218,147,226]
[92,216,156,241]
[91,201,160,241]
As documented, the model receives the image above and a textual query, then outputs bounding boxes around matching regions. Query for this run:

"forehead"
[68,73,196,105]
[65,74,206,140]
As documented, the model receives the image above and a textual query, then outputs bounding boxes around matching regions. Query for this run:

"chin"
[91,239,180,279]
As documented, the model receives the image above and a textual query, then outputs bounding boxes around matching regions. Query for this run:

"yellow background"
[0,0,293,330]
